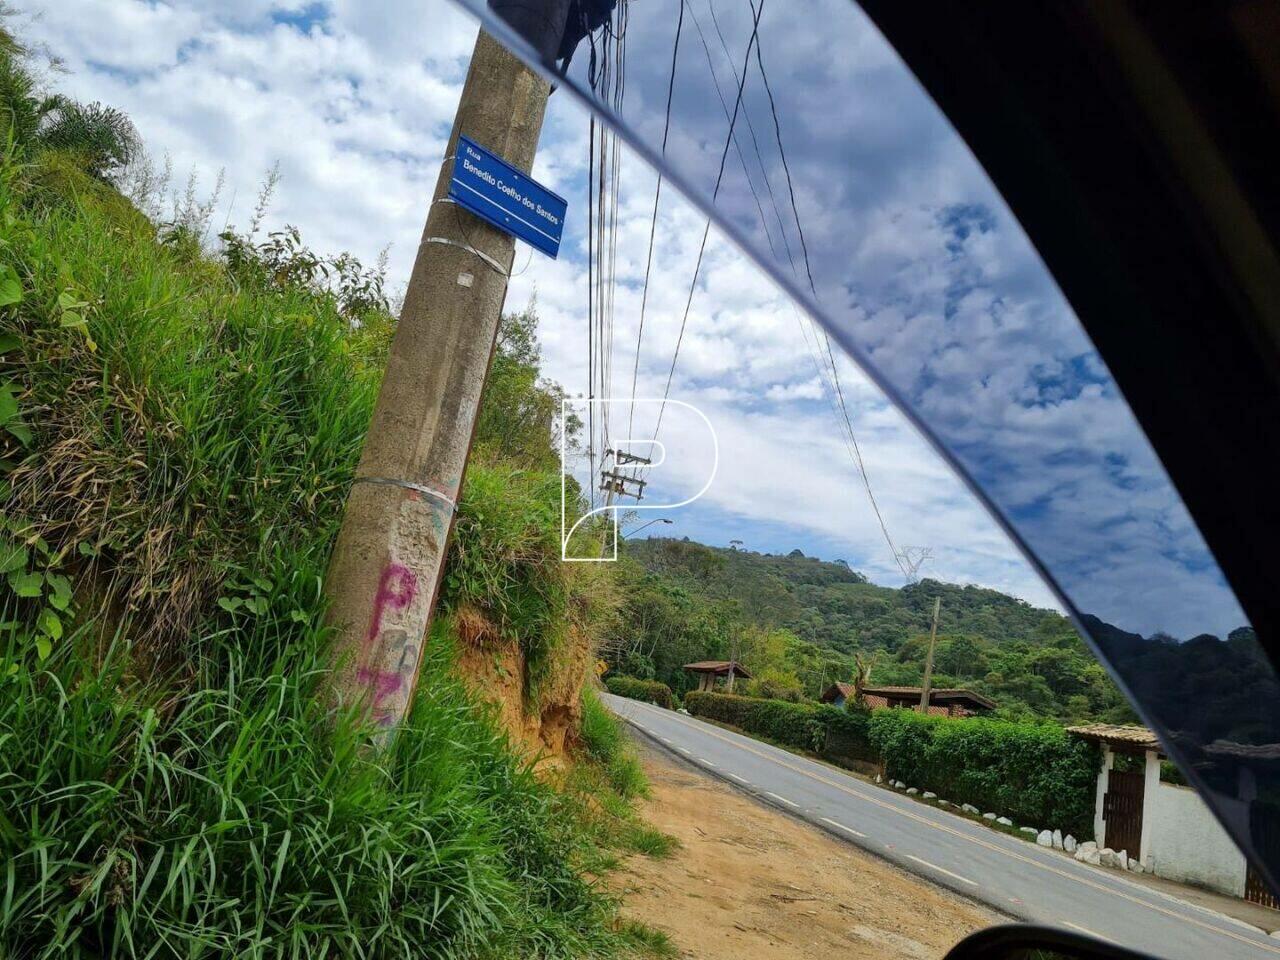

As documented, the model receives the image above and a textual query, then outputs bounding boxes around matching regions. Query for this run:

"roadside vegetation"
[681,689,1098,840]
[1,25,669,959]
[866,707,1099,839]
[612,537,1141,724]
[682,690,877,766]
[604,675,674,709]
[575,689,680,865]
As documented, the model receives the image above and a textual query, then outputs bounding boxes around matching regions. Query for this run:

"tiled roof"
[820,682,857,703]
[1066,723,1162,750]
[861,685,997,710]
[683,660,753,678]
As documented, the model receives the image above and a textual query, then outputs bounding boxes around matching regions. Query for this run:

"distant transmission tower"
[896,546,934,583]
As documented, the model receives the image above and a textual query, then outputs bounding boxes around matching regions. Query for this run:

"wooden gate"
[1247,800,1280,909]
[1102,768,1145,858]
[1246,865,1280,909]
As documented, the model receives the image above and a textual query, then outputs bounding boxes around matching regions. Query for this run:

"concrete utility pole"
[919,596,941,712]
[324,2,571,732]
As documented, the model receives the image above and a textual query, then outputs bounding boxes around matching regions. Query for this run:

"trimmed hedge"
[686,692,1099,839]
[868,709,1100,839]
[822,704,877,766]
[605,675,675,709]
[683,691,877,765]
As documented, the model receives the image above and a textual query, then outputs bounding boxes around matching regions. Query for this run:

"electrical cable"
[746,0,909,576]
[627,0,685,440]
[651,0,765,445]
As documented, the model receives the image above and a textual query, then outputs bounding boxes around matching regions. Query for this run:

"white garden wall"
[1147,781,1246,897]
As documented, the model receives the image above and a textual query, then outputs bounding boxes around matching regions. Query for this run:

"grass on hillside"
[1,609,649,958]
[0,94,670,958]
[572,689,680,869]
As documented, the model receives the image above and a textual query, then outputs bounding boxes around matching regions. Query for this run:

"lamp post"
[622,517,673,539]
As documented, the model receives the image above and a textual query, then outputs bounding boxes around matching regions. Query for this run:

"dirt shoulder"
[612,738,998,959]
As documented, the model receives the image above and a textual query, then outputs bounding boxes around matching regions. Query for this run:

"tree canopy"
[610,538,1138,724]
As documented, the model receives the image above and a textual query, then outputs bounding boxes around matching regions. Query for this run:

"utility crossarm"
[599,469,646,500]
[609,448,653,467]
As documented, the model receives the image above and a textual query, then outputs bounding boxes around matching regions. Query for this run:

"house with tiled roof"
[819,682,995,717]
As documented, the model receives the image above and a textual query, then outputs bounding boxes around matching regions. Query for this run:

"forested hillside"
[612,538,1137,724]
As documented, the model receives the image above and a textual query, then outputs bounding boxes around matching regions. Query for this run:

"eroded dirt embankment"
[453,613,595,767]
[613,739,997,959]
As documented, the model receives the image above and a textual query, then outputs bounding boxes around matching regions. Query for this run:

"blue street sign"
[448,135,568,259]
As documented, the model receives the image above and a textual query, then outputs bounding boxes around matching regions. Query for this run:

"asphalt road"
[603,693,1280,960]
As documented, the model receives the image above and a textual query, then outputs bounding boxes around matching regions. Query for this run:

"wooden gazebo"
[683,660,752,693]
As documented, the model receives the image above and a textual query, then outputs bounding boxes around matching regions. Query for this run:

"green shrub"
[605,675,674,709]
[819,702,877,765]
[444,460,568,691]
[683,691,876,763]
[868,709,1100,838]
[686,692,1096,836]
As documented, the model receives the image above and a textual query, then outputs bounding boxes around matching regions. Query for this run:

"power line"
[627,0,684,440]
[690,1,844,465]
[693,2,876,548]
[586,111,596,509]
[745,0,910,578]
[602,0,627,466]
[585,3,625,509]
[746,0,816,298]
[584,1,631,514]
[704,0,796,273]
[683,3,787,268]
[651,0,765,445]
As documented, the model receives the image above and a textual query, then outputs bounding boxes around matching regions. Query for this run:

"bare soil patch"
[613,739,998,959]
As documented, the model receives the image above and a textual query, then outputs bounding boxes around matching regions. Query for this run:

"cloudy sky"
[12,0,1249,639]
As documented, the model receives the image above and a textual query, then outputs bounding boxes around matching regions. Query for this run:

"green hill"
[613,537,1136,724]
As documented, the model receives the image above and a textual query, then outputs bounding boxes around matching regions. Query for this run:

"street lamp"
[622,517,673,539]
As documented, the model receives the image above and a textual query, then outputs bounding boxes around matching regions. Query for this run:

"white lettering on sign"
[465,160,561,226]
[461,157,496,186]
[453,136,566,257]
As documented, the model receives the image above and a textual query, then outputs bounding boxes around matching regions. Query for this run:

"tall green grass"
[2,153,388,657]
[579,689,649,801]
[0,124,661,958]
[0,150,609,685]
[0,573,637,958]
[570,690,677,864]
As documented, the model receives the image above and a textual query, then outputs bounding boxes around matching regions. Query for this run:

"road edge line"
[606,698,1014,923]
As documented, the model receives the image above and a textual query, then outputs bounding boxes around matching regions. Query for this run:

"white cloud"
[18,0,1247,645]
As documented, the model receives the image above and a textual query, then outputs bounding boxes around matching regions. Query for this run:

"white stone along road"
[603,693,1280,960]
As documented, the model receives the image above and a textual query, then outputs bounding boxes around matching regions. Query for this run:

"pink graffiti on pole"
[356,562,420,723]
[364,562,417,643]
